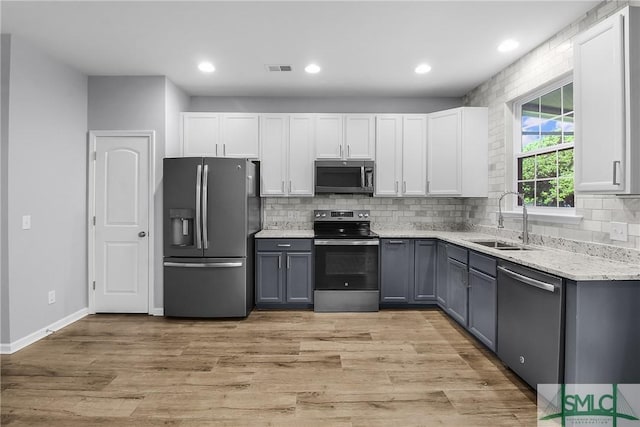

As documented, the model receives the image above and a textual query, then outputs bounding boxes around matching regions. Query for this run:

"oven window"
[315,244,378,290]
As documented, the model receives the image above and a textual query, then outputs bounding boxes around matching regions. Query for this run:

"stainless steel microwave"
[315,160,374,194]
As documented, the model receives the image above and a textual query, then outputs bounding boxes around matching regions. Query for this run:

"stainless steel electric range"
[313,210,379,312]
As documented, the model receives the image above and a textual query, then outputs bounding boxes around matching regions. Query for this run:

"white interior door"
[91,132,151,313]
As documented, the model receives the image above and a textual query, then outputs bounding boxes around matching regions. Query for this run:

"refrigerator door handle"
[195,164,203,249]
[164,262,243,268]
[202,164,209,249]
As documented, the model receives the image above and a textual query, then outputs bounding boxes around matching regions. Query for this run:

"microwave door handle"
[361,166,365,188]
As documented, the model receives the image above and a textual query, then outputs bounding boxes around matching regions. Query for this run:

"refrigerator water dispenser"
[170,208,194,246]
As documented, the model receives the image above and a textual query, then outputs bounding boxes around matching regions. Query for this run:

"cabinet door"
[436,242,448,307]
[413,240,436,302]
[375,115,401,196]
[256,252,284,303]
[402,115,427,196]
[221,113,260,158]
[446,257,468,326]
[289,115,315,196]
[345,115,375,159]
[315,115,343,159]
[182,113,220,156]
[260,115,288,196]
[574,13,626,193]
[468,268,497,351]
[428,109,462,195]
[286,252,313,303]
[380,239,412,303]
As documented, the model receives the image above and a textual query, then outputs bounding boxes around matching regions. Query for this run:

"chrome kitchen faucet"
[497,191,529,245]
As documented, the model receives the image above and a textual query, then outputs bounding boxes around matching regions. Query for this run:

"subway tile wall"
[263,195,472,231]
[463,0,640,252]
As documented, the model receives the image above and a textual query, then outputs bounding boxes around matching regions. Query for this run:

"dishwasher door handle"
[498,266,556,293]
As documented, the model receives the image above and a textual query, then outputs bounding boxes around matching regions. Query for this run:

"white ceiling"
[1,1,600,97]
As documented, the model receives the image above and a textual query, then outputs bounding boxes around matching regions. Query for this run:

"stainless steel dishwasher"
[497,261,564,389]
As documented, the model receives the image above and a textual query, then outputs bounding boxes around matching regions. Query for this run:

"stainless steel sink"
[468,240,534,251]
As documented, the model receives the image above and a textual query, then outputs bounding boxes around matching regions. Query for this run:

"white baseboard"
[149,307,164,316]
[0,307,89,354]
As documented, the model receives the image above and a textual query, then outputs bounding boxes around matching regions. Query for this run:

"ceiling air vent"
[266,64,293,72]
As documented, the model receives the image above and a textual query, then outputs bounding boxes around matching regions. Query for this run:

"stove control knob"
[321,213,326,218]
[364,213,369,218]
[315,213,321,218]
[358,213,364,218]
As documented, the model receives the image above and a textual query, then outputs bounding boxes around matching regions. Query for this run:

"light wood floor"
[1,309,536,426]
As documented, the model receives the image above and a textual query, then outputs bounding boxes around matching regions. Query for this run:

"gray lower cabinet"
[446,257,468,325]
[380,239,436,305]
[255,239,313,308]
[468,252,497,351]
[436,241,448,307]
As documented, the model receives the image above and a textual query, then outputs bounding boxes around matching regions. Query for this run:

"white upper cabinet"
[260,115,288,196]
[181,113,220,156]
[288,115,315,196]
[221,113,260,158]
[259,114,314,197]
[427,107,488,197]
[574,6,640,194]
[315,114,375,160]
[375,115,403,196]
[315,115,343,159]
[375,115,427,197]
[181,112,260,158]
[344,115,376,159]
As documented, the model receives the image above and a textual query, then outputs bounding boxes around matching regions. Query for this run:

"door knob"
[138,231,147,238]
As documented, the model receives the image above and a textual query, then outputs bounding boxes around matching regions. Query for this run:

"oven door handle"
[314,239,379,246]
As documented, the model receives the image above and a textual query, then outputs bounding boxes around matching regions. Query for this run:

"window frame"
[511,75,576,215]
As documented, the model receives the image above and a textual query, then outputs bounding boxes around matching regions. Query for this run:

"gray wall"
[88,75,188,311]
[165,79,190,158]
[1,35,11,344]
[3,35,88,343]
[189,96,461,113]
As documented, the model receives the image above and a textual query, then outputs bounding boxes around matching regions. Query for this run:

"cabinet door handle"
[277,244,291,248]
[395,181,399,193]
[613,160,621,185]
[223,143,226,157]
[286,256,290,270]
[339,145,343,158]
[215,144,218,157]
[289,181,292,193]
[281,181,285,193]
[403,181,407,193]
[278,255,281,269]
[347,145,351,158]
[388,240,405,244]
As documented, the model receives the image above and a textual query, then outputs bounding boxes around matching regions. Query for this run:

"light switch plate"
[610,222,628,242]
[22,215,31,230]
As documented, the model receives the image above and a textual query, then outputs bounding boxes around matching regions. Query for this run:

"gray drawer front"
[447,244,468,264]
[256,239,312,252]
[469,252,497,277]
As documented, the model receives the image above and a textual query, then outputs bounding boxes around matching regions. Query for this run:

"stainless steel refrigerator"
[163,157,261,317]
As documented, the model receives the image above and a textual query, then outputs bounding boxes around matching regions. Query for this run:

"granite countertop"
[255,229,640,282]
[255,229,314,238]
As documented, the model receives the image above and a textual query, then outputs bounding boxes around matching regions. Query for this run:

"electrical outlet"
[610,222,628,242]
[48,290,56,305]
[22,215,31,230]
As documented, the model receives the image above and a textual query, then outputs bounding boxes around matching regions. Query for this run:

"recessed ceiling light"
[305,63,321,74]
[415,63,432,74]
[498,39,519,53]
[198,61,215,73]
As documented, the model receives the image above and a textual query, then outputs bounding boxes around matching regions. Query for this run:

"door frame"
[87,130,156,314]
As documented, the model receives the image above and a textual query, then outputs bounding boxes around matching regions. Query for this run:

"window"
[515,79,574,209]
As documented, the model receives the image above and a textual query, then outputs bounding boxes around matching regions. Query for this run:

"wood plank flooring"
[1,309,537,426]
